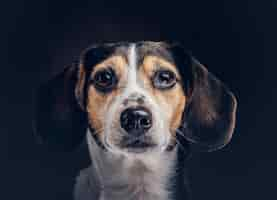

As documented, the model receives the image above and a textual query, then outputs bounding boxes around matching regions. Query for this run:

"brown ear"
[182,58,237,152]
[170,44,237,152]
[33,64,87,151]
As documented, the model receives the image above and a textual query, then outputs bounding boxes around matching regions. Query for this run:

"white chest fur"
[74,132,177,200]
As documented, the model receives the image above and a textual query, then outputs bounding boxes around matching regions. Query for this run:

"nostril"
[121,113,132,130]
[139,117,152,128]
[137,96,144,104]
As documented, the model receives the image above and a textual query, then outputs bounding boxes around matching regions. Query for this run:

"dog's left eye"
[152,70,177,89]
[92,68,118,92]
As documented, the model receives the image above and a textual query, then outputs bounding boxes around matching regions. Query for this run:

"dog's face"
[34,41,237,153]
[83,43,186,154]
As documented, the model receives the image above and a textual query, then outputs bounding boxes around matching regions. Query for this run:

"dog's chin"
[106,140,168,155]
[117,134,158,153]
[104,128,169,155]
[121,140,157,154]
[106,138,160,154]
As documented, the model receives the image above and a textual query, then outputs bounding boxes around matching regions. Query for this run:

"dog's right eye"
[92,68,118,92]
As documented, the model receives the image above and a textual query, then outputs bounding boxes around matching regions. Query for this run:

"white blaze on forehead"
[129,44,137,71]
[127,43,138,87]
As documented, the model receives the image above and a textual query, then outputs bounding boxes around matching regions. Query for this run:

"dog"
[33,41,237,200]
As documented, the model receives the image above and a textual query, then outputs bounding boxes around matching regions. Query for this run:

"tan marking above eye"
[86,55,128,135]
[91,55,127,79]
[141,56,180,79]
[139,55,186,137]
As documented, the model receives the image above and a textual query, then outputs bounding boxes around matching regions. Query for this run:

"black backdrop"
[2,0,277,199]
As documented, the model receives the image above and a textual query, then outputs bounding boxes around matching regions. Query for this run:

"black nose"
[120,107,152,136]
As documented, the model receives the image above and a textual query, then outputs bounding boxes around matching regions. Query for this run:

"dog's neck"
[76,131,177,200]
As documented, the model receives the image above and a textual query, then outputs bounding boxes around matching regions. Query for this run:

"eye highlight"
[92,67,118,92]
[152,70,177,90]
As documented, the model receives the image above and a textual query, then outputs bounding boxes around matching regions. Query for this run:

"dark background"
[2,0,276,199]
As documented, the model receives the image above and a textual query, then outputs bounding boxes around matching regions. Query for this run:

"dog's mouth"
[119,135,156,153]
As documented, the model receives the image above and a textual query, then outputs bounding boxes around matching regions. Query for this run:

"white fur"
[74,131,177,200]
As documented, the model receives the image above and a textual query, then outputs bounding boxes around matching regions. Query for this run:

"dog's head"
[34,41,237,154]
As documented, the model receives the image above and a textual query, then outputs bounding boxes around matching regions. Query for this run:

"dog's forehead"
[136,41,175,64]
[81,41,176,69]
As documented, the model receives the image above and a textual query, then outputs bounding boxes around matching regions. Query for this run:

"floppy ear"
[33,64,88,151]
[172,46,237,152]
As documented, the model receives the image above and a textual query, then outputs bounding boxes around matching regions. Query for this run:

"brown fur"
[139,56,186,137]
[87,56,127,134]
[140,56,181,79]
[75,64,86,110]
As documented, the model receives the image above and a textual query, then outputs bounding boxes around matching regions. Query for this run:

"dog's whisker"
[170,128,186,141]
[169,128,189,154]
[174,128,187,140]
[175,127,200,143]
[172,136,187,154]
[91,128,104,136]
[174,128,199,144]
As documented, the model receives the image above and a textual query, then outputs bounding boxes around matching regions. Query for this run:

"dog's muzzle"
[118,106,156,152]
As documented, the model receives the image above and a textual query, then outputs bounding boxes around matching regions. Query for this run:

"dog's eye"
[92,68,117,92]
[152,70,177,89]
